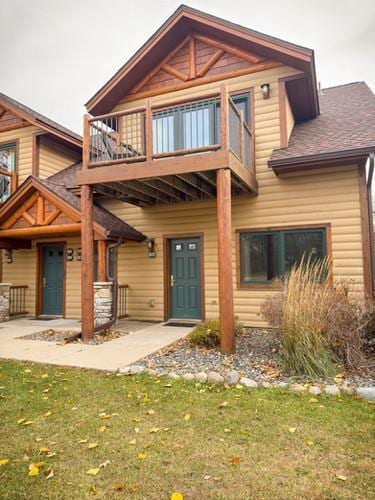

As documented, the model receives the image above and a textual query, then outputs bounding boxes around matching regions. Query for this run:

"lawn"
[0,361,373,499]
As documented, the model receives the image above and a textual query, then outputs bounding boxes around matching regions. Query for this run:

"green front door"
[42,245,64,315]
[170,238,201,319]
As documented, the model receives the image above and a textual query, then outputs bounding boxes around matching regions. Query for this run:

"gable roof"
[86,4,319,119]
[0,174,145,242]
[269,82,375,170]
[0,92,82,149]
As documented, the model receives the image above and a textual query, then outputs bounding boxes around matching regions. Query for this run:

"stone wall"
[94,282,113,327]
[0,284,11,322]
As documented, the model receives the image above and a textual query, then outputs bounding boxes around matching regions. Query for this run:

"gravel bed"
[140,329,375,386]
[19,328,128,345]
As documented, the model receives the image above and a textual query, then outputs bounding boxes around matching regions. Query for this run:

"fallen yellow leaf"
[149,427,160,433]
[171,493,184,500]
[88,443,98,449]
[146,409,155,415]
[44,411,52,417]
[78,439,88,444]
[309,398,318,403]
[114,483,125,491]
[28,466,39,477]
[183,414,191,422]
[86,468,100,476]
[41,374,48,379]
[38,447,50,455]
[23,420,34,426]
[305,440,314,446]
[0,459,9,466]
[99,426,106,433]
[137,453,147,460]
[17,418,25,424]
[288,427,297,433]
[218,401,229,408]
[45,468,54,479]
[128,439,137,445]
[229,456,241,465]
[34,461,45,468]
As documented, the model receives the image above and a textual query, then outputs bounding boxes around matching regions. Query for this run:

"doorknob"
[170,274,175,287]
[42,277,47,288]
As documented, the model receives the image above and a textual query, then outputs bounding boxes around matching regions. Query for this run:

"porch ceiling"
[93,170,253,207]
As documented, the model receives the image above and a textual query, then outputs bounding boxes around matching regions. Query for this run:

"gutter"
[367,153,375,295]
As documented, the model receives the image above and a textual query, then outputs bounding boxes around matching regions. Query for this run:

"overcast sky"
[1,0,374,134]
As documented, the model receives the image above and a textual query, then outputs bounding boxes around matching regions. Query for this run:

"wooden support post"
[81,114,95,340]
[146,99,153,161]
[97,240,107,282]
[220,84,229,150]
[216,168,235,354]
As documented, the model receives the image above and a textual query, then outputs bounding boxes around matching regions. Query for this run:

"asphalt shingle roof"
[269,82,375,166]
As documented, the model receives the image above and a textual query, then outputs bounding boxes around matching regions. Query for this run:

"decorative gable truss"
[0,106,29,133]
[127,34,279,100]
[1,192,79,232]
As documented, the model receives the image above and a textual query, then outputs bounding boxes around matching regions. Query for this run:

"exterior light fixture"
[147,238,156,258]
[4,249,12,264]
[66,248,74,262]
[261,83,271,99]
[77,248,82,261]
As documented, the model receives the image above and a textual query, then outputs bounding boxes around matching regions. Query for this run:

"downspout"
[65,237,123,342]
[92,236,123,333]
[367,153,375,296]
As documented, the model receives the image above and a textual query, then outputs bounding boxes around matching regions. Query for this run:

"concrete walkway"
[0,317,193,371]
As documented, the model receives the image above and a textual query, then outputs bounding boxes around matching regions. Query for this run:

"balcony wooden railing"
[87,88,255,175]
[117,284,129,319]
[9,285,28,316]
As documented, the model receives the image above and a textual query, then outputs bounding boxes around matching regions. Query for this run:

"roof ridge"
[321,81,366,91]
[0,92,82,144]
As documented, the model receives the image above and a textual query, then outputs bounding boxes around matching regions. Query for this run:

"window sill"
[237,280,283,291]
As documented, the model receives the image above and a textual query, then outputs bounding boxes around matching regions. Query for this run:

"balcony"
[78,87,258,206]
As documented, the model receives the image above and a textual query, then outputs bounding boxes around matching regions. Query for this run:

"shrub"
[189,318,244,348]
[261,257,369,377]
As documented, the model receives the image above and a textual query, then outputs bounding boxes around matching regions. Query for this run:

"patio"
[0,317,193,371]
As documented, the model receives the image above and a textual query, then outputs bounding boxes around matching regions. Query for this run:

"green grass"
[0,361,374,499]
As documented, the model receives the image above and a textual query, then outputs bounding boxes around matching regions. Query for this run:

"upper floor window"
[0,142,17,203]
[239,227,327,285]
[152,92,251,155]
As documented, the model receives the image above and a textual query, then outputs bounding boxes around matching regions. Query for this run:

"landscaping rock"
[324,385,340,396]
[182,373,195,381]
[340,384,354,395]
[195,372,208,383]
[289,384,306,392]
[356,387,375,401]
[309,386,322,395]
[129,365,145,375]
[118,366,131,374]
[240,377,258,388]
[260,381,273,389]
[208,371,224,384]
[278,382,289,389]
[145,368,157,376]
[225,370,240,385]
[169,372,180,379]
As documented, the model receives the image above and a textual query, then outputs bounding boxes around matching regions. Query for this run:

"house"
[1,5,374,353]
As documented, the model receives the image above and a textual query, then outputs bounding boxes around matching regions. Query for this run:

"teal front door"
[42,245,64,315]
[170,238,201,319]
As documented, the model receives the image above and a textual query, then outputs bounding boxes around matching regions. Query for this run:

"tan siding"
[3,237,81,318]
[0,125,41,184]
[98,64,366,326]
[38,137,80,179]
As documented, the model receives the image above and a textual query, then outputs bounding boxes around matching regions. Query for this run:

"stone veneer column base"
[0,284,11,322]
[94,282,113,327]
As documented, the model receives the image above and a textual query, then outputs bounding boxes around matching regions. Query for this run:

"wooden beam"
[278,80,288,148]
[189,36,196,79]
[0,223,81,238]
[22,211,36,226]
[127,180,172,203]
[103,182,155,205]
[77,151,228,185]
[81,115,95,341]
[146,99,153,162]
[142,178,186,202]
[216,168,235,354]
[160,175,202,200]
[176,172,216,198]
[97,240,107,282]
[220,84,229,151]
[36,195,44,225]
[32,133,40,176]
[162,64,189,82]
[193,34,263,64]
[80,184,94,340]
[2,193,39,229]
[43,208,61,226]
[196,49,224,78]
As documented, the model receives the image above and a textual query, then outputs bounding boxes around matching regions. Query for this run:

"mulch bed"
[141,328,375,386]
[19,328,128,345]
